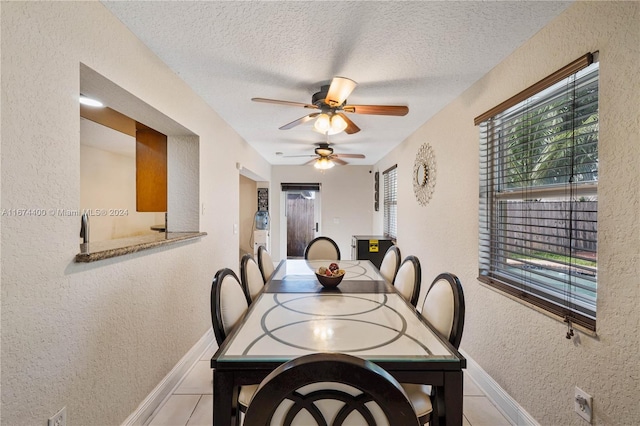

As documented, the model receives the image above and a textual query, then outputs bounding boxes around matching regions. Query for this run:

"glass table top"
[271,259,385,281]
[265,259,392,293]
[217,292,456,363]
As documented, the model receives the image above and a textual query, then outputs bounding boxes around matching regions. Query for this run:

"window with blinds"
[383,165,398,240]
[477,55,598,331]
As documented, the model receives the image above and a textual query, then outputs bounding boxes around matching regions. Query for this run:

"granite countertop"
[75,231,207,262]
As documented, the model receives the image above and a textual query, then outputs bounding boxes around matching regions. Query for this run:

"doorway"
[284,188,321,258]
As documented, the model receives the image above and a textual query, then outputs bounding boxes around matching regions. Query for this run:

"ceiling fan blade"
[332,157,348,166]
[279,113,320,130]
[282,154,317,158]
[336,112,361,134]
[335,153,366,159]
[252,98,319,109]
[303,158,318,166]
[343,104,409,116]
[325,77,357,107]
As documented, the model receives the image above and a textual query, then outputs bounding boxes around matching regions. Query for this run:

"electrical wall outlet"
[574,386,593,423]
[48,406,66,426]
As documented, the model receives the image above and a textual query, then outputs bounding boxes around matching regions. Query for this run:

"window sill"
[477,277,597,337]
[75,231,207,263]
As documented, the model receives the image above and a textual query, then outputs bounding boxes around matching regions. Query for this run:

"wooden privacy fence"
[504,201,597,254]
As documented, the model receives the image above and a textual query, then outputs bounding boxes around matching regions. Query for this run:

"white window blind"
[478,57,598,331]
[383,165,398,240]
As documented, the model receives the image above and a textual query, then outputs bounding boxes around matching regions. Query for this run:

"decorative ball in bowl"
[315,263,346,288]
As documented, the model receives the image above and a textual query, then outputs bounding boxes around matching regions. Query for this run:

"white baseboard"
[122,328,214,426]
[459,349,539,426]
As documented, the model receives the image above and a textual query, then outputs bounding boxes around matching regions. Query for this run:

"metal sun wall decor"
[413,143,437,206]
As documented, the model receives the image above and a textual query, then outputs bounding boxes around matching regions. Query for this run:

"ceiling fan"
[282,143,365,169]
[252,76,409,135]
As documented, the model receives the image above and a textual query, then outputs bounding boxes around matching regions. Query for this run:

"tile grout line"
[183,394,204,426]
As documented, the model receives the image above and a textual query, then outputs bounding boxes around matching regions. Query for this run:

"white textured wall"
[270,166,374,261]
[1,2,270,425]
[167,135,200,232]
[375,2,639,424]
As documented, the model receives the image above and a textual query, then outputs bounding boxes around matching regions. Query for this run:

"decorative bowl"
[315,271,345,288]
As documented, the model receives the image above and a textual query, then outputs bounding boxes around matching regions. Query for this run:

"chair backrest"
[240,254,265,304]
[210,268,249,345]
[393,256,421,307]
[257,246,275,282]
[379,245,402,284]
[304,236,341,261]
[244,352,420,426]
[420,272,465,349]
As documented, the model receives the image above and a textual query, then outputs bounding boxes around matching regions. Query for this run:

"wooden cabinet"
[136,123,167,212]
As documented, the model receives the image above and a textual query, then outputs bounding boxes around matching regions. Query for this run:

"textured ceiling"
[101,1,572,166]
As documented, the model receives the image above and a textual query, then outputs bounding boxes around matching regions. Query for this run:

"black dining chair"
[401,272,466,425]
[244,352,420,426]
[240,253,265,305]
[210,268,258,423]
[379,245,402,284]
[304,236,341,261]
[393,255,421,307]
[257,246,275,282]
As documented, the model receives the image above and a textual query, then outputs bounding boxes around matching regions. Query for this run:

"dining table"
[211,258,466,425]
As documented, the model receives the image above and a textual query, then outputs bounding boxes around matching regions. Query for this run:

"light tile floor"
[147,342,512,426]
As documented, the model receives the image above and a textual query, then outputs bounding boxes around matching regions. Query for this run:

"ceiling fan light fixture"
[330,114,347,133]
[314,113,331,133]
[313,113,348,135]
[326,77,357,107]
[314,157,335,170]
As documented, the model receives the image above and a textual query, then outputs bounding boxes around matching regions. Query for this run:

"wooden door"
[286,192,316,258]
